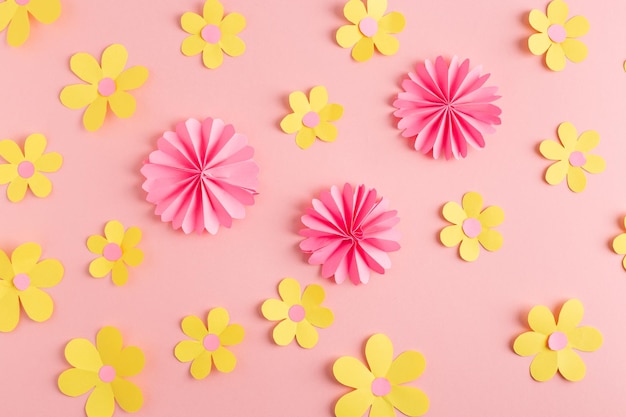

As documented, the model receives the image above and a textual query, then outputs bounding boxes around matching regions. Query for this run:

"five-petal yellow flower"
[0,0,60,46]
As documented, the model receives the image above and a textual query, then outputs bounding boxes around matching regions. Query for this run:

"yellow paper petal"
[101,44,128,79]
[12,242,41,274]
[28,258,63,288]
[181,11,205,34]
[89,257,113,278]
[0,139,24,164]
[557,349,586,381]
[182,315,208,340]
[365,334,393,378]
[111,378,143,412]
[528,9,549,32]
[547,0,568,25]
[114,346,144,377]
[220,34,245,57]
[386,350,425,385]
[97,326,123,365]
[0,291,19,332]
[272,318,297,346]
[568,326,603,352]
[439,225,463,248]
[333,356,374,389]
[367,0,387,19]
[174,340,203,362]
[309,86,328,112]
[612,233,626,255]
[64,338,102,370]
[528,305,557,334]
[261,298,289,321]
[373,32,399,56]
[22,133,46,160]
[70,53,103,85]
[111,262,129,286]
[545,160,568,185]
[122,248,143,267]
[0,251,12,279]
[58,368,98,397]
[278,277,301,304]
[575,130,599,152]
[202,43,223,69]
[27,173,52,198]
[564,15,589,38]
[203,0,224,25]
[336,25,362,49]
[87,235,107,255]
[0,164,16,184]
[319,104,343,122]
[7,7,29,47]
[190,350,212,379]
[530,350,558,381]
[513,331,546,356]
[566,166,586,192]
[306,306,334,328]
[108,91,136,119]
[352,37,375,62]
[478,206,504,228]
[461,192,483,217]
[7,176,28,202]
[556,298,584,332]
[212,346,237,372]
[181,34,206,56]
[314,122,338,142]
[115,66,148,91]
[478,229,503,252]
[459,238,480,262]
[370,396,394,417]
[207,307,230,334]
[387,385,430,417]
[335,389,374,417]
[343,0,367,24]
[85,385,115,417]
[562,38,587,63]
[220,324,244,346]
[442,201,465,224]
[103,220,124,244]
[295,128,316,149]
[295,319,319,348]
[28,0,61,23]
[279,113,303,134]
[539,139,566,161]
[528,33,551,56]
[34,152,62,173]
[83,97,108,132]
[220,12,245,35]
[0,2,17,32]
[288,91,310,114]
[378,11,405,33]
[545,44,566,71]
[557,122,577,149]
[301,284,323,307]
[60,84,98,110]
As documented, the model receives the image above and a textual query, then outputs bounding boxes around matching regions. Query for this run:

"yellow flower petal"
[64,338,102,370]
[352,36,375,62]
[20,288,53,322]
[0,250,12,279]
[459,237,480,261]
[220,34,245,57]
[295,319,318,348]
[386,385,429,417]
[97,326,123,365]
[0,290,19,332]
[0,164,17,184]
[203,0,224,25]
[373,32,399,56]
[104,220,125,244]
[220,12,245,35]
[562,38,587,63]
[220,323,244,346]
[11,242,41,273]
[122,248,143,267]
[28,0,61,24]
[528,9,549,32]
[7,7,29,47]
[478,229,503,252]
[336,24,362,49]
[564,15,589,38]
[478,206,504,228]
[344,0,367,24]
[309,86,328,112]
[306,306,334,328]
[557,349,586,381]
[85,384,115,417]
[530,350,558,381]
[547,0,568,25]
[182,315,208,340]
[108,91,136,119]
[333,356,374,389]
[539,139,566,161]
[114,346,144,377]
[272,318,296,345]
[556,298,583,332]
[70,52,102,84]
[280,113,303,134]
[111,261,129,286]
[89,257,113,278]
[58,368,98,397]
[365,334,393,378]
[378,11,405,34]
[181,34,206,56]
[207,307,230,334]
[301,283,324,307]
[29,258,63,288]
[461,192,483,217]
[314,122,338,142]
[115,66,148,91]
[514,331,547,357]
[278,277,301,304]
[319,104,343,122]
[545,43,566,71]
[101,44,128,79]
[574,131,599,153]
[7,176,28,202]
[335,389,374,417]
[439,225,463,248]
[181,11,205,34]
[528,305,556,334]
[288,91,310,114]
[545,160,568,185]
[83,97,108,132]
[367,0,387,19]
[212,346,237,372]
[190,350,212,379]
[111,378,143,412]
[386,350,425,385]
[34,152,62,173]
[528,33,551,56]
[261,298,289,320]
[174,340,203,362]
[568,326,603,352]
[566,166,586,192]
[202,42,223,69]
[87,235,107,255]
[0,139,24,164]
[27,172,52,198]
[613,233,626,255]
[0,1,17,32]
[442,201,465,224]
[23,133,46,160]
[295,128,316,149]
[60,84,98,110]
[557,122,577,149]
[370,396,394,417]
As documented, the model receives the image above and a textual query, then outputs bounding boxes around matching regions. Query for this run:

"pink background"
[1,0,626,416]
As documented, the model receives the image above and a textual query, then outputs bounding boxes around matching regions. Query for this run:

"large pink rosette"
[299,184,400,285]
[141,117,259,234]
[393,55,502,160]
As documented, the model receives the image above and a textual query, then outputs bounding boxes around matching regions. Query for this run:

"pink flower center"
[201,24,221,44]
[98,78,117,97]
[568,151,586,167]
[302,111,320,128]
[359,17,378,37]
[371,377,391,396]
[349,228,364,241]
[288,305,306,322]
[15,0,29,5]
[547,331,568,351]
[98,365,116,383]
[103,243,122,261]
[547,24,567,43]
[203,334,220,351]
[13,273,30,291]
[17,161,35,179]
[462,218,482,238]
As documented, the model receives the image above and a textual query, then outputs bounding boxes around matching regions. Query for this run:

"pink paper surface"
[1,0,625,416]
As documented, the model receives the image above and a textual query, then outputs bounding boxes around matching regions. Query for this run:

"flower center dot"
[462,218,482,239]
[568,151,586,167]
[13,274,30,291]
[302,111,320,128]
[98,365,116,383]
[288,305,306,322]
[15,0,29,5]
[547,24,567,43]
[202,334,220,351]
[17,161,35,179]
[98,78,116,97]
[201,24,221,44]
[103,243,122,261]
[548,331,568,351]
[371,377,391,396]
[359,17,378,37]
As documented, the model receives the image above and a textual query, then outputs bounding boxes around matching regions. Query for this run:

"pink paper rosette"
[299,183,400,285]
[393,55,502,160]
[141,117,259,234]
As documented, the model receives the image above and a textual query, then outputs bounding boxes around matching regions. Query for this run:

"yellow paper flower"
[513,299,603,382]
[87,220,144,286]
[539,122,605,193]
[528,0,589,71]
[261,278,334,348]
[333,334,429,417]
[0,0,60,47]
[336,0,405,62]
[0,242,63,332]
[439,192,504,262]
[280,86,344,149]
[181,0,246,69]
[0,133,62,202]
[611,217,626,270]
[60,44,149,132]
[174,307,244,379]
[58,326,145,417]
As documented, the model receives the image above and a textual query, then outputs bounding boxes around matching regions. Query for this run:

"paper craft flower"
[181,0,246,69]
[336,0,405,62]
[611,217,626,270]
[0,0,60,47]
[141,117,259,235]
[300,183,400,285]
[280,86,344,149]
[539,122,605,193]
[513,299,603,382]
[261,278,334,348]
[0,243,63,332]
[58,326,145,417]
[440,192,503,262]
[87,220,144,286]
[528,0,589,71]
[0,133,63,202]
[333,334,429,417]
[174,307,244,379]
[60,44,149,132]
[393,56,502,160]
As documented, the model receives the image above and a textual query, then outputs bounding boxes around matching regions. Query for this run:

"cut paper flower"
[0,133,63,202]
[333,334,429,417]
[336,0,405,62]
[87,220,144,286]
[0,0,60,47]
[539,122,605,193]
[300,183,400,285]
[60,44,149,132]
[528,0,589,71]
[0,242,63,332]
[280,86,344,149]
[393,56,502,160]
[58,326,145,417]
[141,117,259,235]
[181,0,246,69]
[174,307,244,379]
[261,278,334,348]
[513,298,603,382]
[611,217,626,270]
[440,192,503,262]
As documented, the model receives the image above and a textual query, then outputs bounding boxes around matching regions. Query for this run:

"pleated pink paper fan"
[393,55,502,160]
[141,117,259,234]
[299,183,400,285]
